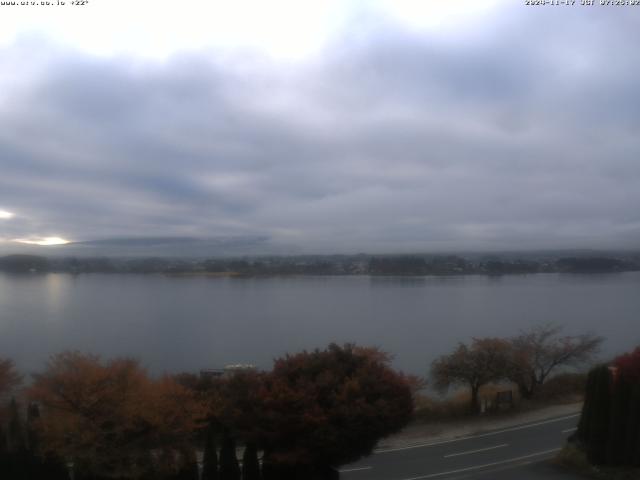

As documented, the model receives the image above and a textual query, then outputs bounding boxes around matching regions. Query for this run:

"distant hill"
[556,257,633,273]
[1,251,638,276]
[0,254,49,273]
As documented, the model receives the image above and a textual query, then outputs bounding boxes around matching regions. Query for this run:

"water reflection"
[0,272,638,377]
[44,274,69,319]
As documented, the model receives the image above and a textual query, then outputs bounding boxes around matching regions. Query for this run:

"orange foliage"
[28,351,206,478]
[208,370,267,442]
[0,357,22,398]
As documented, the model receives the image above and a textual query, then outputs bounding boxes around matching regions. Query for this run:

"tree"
[3,397,32,480]
[219,429,240,480]
[613,346,640,383]
[431,338,511,413]
[575,350,640,468]
[0,358,22,399]
[27,351,205,479]
[157,448,179,479]
[258,343,413,479]
[26,402,40,452]
[241,443,260,480]
[612,346,640,466]
[7,397,26,453]
[176,447,199,480]
[0,254,49,273]
[508,324,603,399]
[209,371,267,445]
[201,427,219,480]
[578,364,612,465]
[0,424,7,476]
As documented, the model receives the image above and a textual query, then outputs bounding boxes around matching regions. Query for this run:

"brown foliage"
[28,351,205,479]
[208,370,268,443]
[21,344,417,475]
[0,357,22,399]
[174,345,415,471]
[257,343,414,468]
[535,372,587,403]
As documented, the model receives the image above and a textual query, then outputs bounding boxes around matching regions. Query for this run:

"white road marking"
[338,466,372,473]
[376,414,580,453]
[443,443,508,458]
[400,448,562,480]
[562,427,577,433]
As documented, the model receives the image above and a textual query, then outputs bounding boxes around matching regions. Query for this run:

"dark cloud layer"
[1,6,640,253]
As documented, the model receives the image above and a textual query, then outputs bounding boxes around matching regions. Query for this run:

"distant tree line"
[430,324,604,413]
[1,253,639,276]
[0,344,415,480]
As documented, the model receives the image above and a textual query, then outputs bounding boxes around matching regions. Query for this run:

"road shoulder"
[377,402,583,451]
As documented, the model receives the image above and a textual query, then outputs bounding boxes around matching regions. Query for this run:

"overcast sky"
[1,1,639,253]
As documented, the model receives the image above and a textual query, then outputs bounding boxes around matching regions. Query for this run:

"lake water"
[1,272,638,377]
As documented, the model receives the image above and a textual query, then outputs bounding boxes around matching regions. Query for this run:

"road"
[340,414,583,480]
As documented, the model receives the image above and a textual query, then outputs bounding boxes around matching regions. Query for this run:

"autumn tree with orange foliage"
[28,352,206,479]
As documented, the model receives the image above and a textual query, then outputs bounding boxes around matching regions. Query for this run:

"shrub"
[536,373,587,402]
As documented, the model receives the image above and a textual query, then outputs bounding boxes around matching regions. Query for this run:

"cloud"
[1,5,640,253]
[13,236,69,246]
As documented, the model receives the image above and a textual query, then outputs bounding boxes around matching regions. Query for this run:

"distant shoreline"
[1,252,638,277]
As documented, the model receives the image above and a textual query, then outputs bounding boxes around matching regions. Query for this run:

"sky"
[1,0,640,254]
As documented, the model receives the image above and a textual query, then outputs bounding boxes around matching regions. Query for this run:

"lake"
[1,272,638,377]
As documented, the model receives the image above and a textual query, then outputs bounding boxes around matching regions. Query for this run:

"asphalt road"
[340,414,583,480]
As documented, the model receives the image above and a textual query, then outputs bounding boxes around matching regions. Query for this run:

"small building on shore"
[199,364,256,380]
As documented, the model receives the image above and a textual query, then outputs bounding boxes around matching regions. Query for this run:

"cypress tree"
[624,377,640,466]
[7,398,26,453]
[585,365,611,465]
[139,450,159,480]
[202,428,219,480]
[259,452,276,480]
[6,397,31,479]
[24,402,43,479]
[219,430,240,480]
[606,372,628,465]
[241,443,260,480]
[177,448,199,480]
[26,403,40,452]
[579,364,640,468]
[158,449,178,480]
[0,424,8,478]
[634,384,640,467]
[576,367,596,444]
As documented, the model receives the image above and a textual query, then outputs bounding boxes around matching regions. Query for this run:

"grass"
[555,445,640,480]
[413,374,587,424]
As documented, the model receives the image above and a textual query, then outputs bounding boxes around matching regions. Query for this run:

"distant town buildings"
[199,364,257,380]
